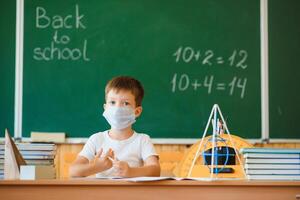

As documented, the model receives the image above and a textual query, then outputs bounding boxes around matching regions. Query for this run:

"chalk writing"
[173,46,248,69]
[171,73,247,99]
[33,4,90,61]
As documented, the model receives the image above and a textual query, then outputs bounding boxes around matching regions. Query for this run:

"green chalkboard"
[269,0,300,139]
[23,0,261,139]
[0,0,15,137]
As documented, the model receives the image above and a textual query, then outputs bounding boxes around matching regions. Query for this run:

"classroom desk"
[0,179,300,200]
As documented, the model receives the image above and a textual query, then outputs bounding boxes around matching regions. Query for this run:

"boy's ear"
[135,106,143,118]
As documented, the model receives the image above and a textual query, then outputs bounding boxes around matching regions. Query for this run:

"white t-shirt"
[78,130,157,177]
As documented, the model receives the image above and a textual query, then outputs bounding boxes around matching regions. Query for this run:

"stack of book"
[240,148,300,180]
[0,142,56,179]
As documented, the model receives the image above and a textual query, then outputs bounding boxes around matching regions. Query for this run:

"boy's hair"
[105,76,144,106]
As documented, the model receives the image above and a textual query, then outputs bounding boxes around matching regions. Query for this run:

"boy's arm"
[113,155,161,177]
[131,155,161,177]
[69,156,99,177]
[69,149,113,177]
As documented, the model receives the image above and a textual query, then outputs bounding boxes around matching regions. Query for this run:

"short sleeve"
[78,135,97,161]
[140,134,158,161]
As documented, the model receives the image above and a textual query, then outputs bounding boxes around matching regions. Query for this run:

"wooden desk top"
[1,179,300,186]
[1,179,300,200]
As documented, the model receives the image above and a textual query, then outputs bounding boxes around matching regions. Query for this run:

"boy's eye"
[108,101,116,105]
[123,102,130,106]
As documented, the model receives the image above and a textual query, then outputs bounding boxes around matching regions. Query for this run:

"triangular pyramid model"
[4,129,26,179]
[187,104,247,179]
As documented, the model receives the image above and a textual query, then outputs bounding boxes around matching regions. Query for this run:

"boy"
[69,76,160,177]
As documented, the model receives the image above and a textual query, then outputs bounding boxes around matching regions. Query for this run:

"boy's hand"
[94,148,114,172]
[112,159,131,177]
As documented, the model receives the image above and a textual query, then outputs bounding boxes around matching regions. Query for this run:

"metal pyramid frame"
[187,104,246,179]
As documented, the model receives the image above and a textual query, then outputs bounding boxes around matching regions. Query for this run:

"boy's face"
[104,89,142,117]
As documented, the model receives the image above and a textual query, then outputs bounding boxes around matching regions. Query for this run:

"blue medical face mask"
[103,106,136,130]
